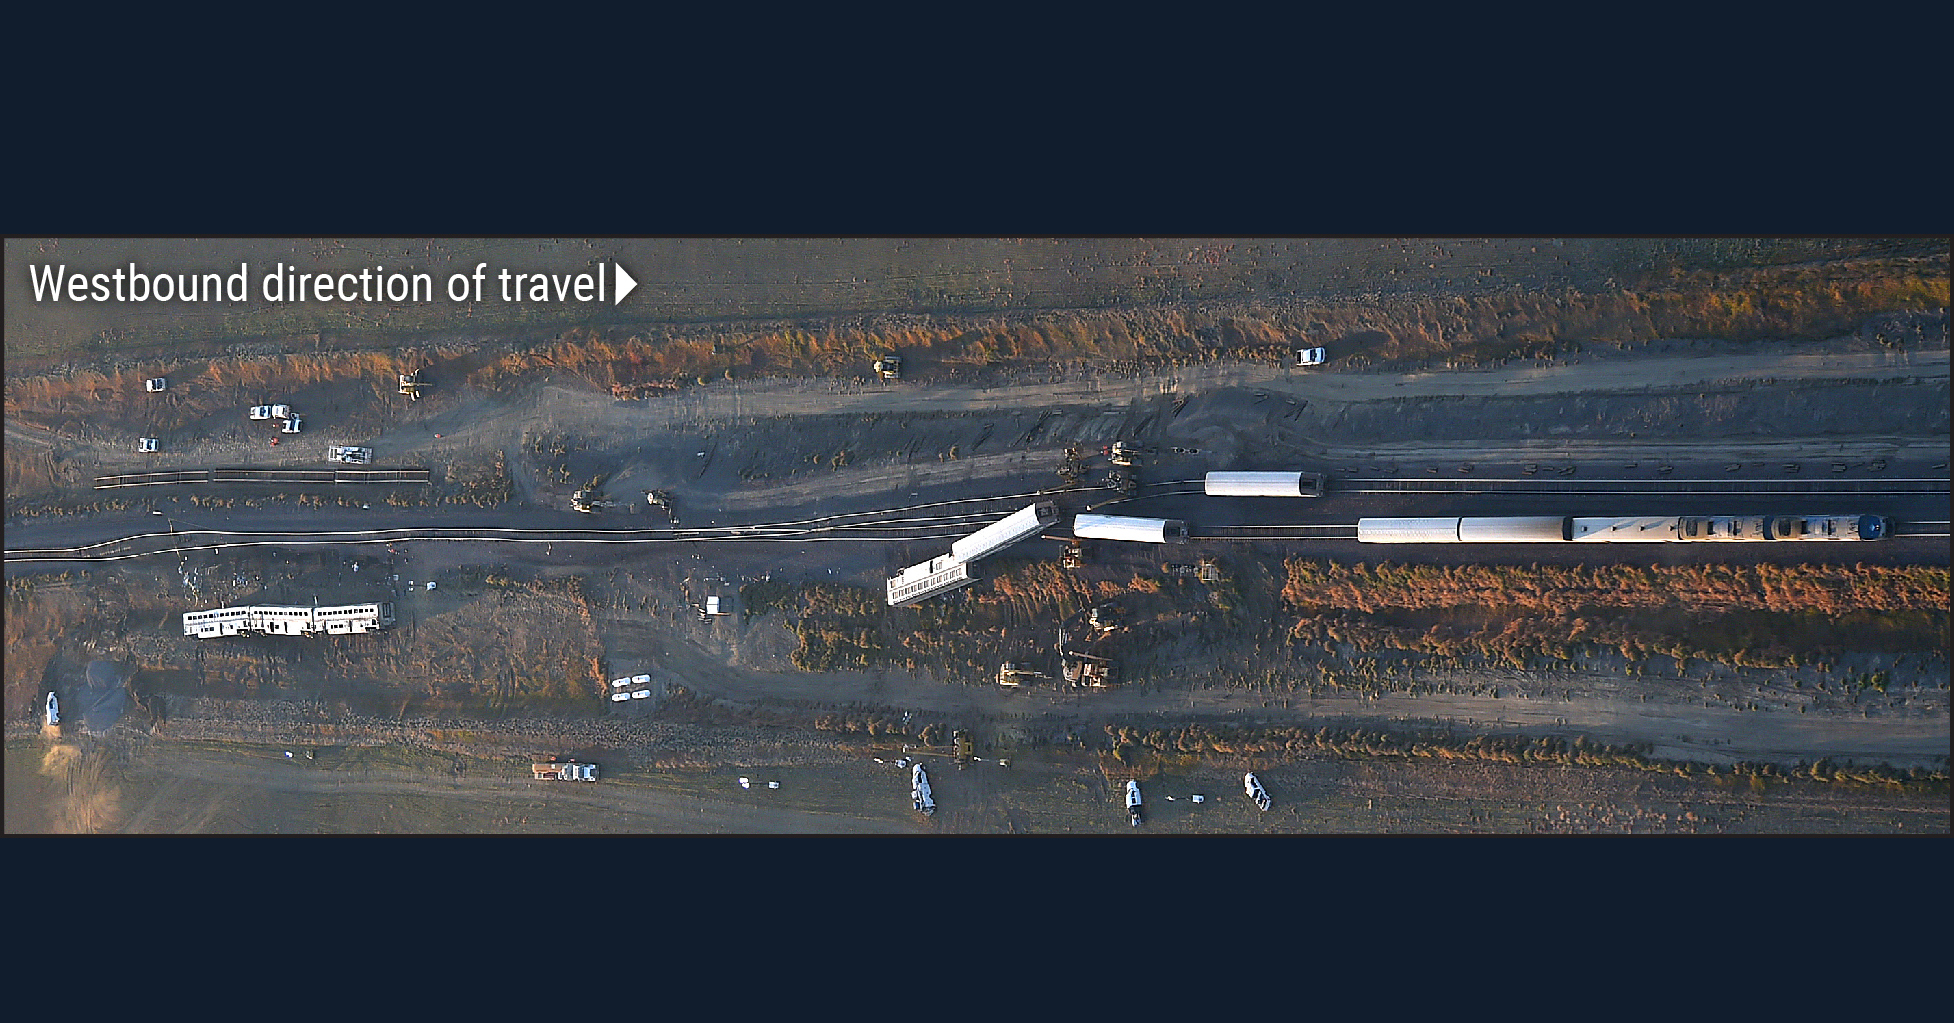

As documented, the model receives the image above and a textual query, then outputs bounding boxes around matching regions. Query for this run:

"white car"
[631,674,651,687]
[145,378,167,392]
[1126,780,1144,826]
[249,405,274,420]
[631,689,651,699]
[1244,772,1271,812]
[611,677,633,688]
[1296,347,1327,366]
[138,437,159,452]
[609,692,632,702]
[45,692,59,726]
[281,416,302,433]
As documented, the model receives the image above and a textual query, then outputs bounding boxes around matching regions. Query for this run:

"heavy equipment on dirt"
[572,485,626,514]
[1087,603,1123,634]
[997,662,1044,687]
[532,758,598,782]
[1062,653,1119,688]
[645,490,679,525]
[873,354,902,381]
[1108,440,1150,467]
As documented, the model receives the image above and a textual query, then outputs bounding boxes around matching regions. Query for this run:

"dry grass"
[456,256,1948,391]
[39,742,121,833]
[1282,560,1950,616]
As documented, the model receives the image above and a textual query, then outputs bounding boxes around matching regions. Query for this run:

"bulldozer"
[1087,603,1123,634]
[1061,653,1119,688]
[572,487,625,514]
[997,662,1045,687]
[872,354,902,381]
[1108,440,1150,467]
[645,489,679,525]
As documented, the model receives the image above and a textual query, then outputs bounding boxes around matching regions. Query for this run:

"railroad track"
[1335,477,1949,496]
[93,467,432,489]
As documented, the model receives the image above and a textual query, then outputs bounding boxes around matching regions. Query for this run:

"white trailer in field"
[950,502,1058,563]
[1203,471,1325,498]
[1074,514,1189,545]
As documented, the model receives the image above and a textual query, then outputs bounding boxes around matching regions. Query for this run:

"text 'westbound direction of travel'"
[26,261,639,306]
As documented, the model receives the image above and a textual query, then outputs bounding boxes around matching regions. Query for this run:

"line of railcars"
[1355,514,1890,543]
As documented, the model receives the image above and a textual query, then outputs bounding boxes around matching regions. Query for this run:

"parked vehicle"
[1244,772,1271,812]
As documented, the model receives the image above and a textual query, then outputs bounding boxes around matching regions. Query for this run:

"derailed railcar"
[1074,513,1189,544]
[951,502,1058,563]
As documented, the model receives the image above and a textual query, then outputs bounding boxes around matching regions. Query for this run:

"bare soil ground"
[6,723,1941,834]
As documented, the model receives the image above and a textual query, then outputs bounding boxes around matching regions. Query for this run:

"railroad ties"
[94,467,431,489]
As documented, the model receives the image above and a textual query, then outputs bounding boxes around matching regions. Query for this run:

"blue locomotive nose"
[1858,516,1886,540]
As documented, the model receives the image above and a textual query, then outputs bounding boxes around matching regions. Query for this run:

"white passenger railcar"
[1357,514,1891,544]
[1073,514,1190,544]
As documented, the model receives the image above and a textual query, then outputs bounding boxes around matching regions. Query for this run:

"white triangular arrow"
[613,262,638,305]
